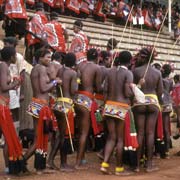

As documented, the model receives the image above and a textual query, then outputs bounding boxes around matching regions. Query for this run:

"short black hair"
[35,2,44,10]
[74,20,83,29]
[52,51,65,62]
[87,48,98,61]
[34,48,51,62]
[161,64,172,77]
[118,51,132,65]
[50,11,59,20]
[3,37,18,47]
[64,53,76,67]
[1,47,16,61]
[174,74,180,82]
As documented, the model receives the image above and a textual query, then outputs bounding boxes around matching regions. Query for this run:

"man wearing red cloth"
[101,51,136,175]
[3,0,27,38]
[74,48,102,169]
[0,47,26,174]
[24,48,61,174]
[69,20,89,64]
[26,2,48,63]
[42,11,68,53]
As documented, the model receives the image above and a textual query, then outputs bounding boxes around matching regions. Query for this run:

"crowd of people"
[0,0,180,178]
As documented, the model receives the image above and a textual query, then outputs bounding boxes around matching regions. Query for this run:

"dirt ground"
[0,136,180,180]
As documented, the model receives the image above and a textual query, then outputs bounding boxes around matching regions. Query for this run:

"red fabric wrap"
[94,0,106,19]
[157,111,164,140]
[69,31,89,63]
[65,109,75,136]
[43,20,66,52]
[66,0,80,14]
[5,0,27,19]
[0,96,23,160]
[26,11,48,46]
[36,105,57,153]
[124,111,139,150]
[171,84,180,106]
[77,91,101,135]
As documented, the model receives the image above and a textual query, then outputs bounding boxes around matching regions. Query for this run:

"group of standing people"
[0,0,180,177]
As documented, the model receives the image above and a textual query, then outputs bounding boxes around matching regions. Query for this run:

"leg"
[23,118,38,161]
[76,108,90,168]
[100,118,116,174]
[145,106,159,172]
[163,112,171,155]
[133,106,146,171]
[115,120,124,167]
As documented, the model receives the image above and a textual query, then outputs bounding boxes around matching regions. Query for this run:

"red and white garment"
[142,9,153,28]
[66,0,80,14]
[42,20,66,52]
[26,11,48,46]
[26,0,35,5]
[79,0,90,15]
[54,0,64,9]
[69,31,89,64]
[94,0,106,19]
[4,0,27,19]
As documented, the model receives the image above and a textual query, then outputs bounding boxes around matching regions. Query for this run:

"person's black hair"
[107,38,118,50]
[34,48,51,62]
[35,2,44,11]
[161,64,172,78]
[64,53,76,67]
[74,20,83,29]
[87,48,98,61]
[174,74,180,83]
[52,51,64,62]
[0,47,16,62]
[118,51,132,65]
[50,11,59,20]
[153,63,161,70]
[3,37,18,47]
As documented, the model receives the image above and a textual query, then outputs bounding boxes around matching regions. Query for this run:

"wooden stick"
[142,7,170,80]
[167,35,180,56]
[59,86,74,152]
[111,5,134,67]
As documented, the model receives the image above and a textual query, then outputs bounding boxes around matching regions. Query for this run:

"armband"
[52,80,57,87]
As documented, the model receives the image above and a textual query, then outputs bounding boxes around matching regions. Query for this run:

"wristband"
[52,80,57,87]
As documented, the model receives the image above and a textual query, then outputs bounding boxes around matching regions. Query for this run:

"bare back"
[78,62,102,93]
[105,66,133,104]
[133,64,163,96]
[58,66,78,98]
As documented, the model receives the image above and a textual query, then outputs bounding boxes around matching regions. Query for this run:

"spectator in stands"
[3,0,27,38]
[42,11,68,53]
[65,0,80,17]
[26,2,48,64]
[69,20,89,64]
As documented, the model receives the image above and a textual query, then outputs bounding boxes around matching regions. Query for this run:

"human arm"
[0,63,19,92]
[70,71,78,95]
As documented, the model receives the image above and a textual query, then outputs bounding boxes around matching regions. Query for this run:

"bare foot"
[60,164,74,172]
[100,167,112,175]
[46,162,59,170]
[74,164,89,170]
[145,166,159,173]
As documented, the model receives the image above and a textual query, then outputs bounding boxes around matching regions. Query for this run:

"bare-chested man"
[100,51,134,175]
[24,49,61,174]
[133,47,163,172]
[0,47,26,174]
[48,53,78,171]
[74,48,102,169]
